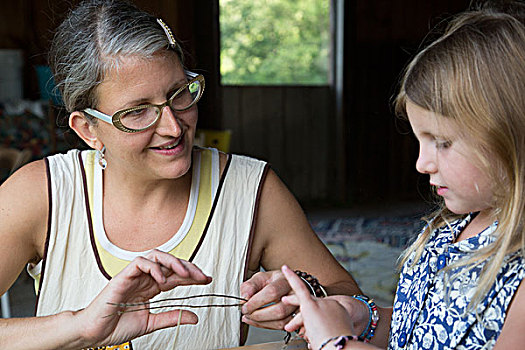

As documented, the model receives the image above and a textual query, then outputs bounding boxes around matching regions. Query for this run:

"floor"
[1,199,432,345]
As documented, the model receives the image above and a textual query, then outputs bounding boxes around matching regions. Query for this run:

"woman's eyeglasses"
[83,70,205,133]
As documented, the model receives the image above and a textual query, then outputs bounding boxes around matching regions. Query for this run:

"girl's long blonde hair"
[395,1,525,311]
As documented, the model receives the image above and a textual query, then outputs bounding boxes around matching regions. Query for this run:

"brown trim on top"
[242,163,270,282]
[35,157,53,313]
[78,152,112,280]
[189,153,233,262]
[239,162,270,345]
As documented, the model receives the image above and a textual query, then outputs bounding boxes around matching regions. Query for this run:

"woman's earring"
[97,146,107,170]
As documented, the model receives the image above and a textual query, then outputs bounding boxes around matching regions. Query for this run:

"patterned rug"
[312,216,426,305]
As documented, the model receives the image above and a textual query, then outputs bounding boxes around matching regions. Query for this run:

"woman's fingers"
[139,250,211,287]
[130,256,166,284]
[241,270,291,315]
[78,252,213,347]
[242,300,297,324]
[147,250,192,278]
[147,309,199,332]
[172,258,212,285]
[240,271,272,300]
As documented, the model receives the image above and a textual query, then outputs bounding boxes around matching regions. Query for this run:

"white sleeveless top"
[29,147,268,349]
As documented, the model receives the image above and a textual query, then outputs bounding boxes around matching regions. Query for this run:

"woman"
[0,0,360,348]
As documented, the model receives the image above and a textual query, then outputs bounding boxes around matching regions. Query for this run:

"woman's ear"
[69,111,102,150]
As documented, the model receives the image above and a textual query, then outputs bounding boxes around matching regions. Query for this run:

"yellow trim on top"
[168,148,213,258]
[88,148,214,277]
[85,151,95,213]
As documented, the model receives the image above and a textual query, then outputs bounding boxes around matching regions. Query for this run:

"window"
[219,0,330,85]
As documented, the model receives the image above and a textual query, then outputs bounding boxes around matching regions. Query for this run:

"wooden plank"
[222,87,242,153]
[238,87,270,160]
[260,87,285,177]
[308,86,332,201]
[224,339,307,350]
[283,87,312,200]
[223,86,334,202]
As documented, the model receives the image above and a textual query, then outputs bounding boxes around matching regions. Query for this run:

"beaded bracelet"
[318,335,357,350]
[294,270,328,297]
[350,295,379,342]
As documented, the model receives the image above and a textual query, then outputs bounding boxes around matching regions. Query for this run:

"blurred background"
[0,0,472,207]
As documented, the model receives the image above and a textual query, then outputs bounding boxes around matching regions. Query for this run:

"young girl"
[281,2,525,349]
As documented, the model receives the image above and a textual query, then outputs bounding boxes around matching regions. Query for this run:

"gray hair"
[49,0,184,114]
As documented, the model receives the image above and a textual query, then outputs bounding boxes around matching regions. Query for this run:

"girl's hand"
[281,265,378,350]
[76,249,212,348]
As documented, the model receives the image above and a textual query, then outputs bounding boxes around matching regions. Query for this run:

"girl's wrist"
[351,296,372,335]
[318,335,357,350]
[350,295,379,342]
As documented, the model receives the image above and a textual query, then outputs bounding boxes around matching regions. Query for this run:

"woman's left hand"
[240,270,299,330]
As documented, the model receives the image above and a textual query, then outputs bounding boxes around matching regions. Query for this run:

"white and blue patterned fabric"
[389,214,525,349]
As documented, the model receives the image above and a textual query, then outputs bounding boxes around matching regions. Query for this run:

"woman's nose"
[156,105,182,136]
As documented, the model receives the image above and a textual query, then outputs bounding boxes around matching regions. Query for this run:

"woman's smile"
[149,134,186,156]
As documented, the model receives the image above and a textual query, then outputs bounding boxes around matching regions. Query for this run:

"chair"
[0,147,32,318]
[195,129,232,153]
[1,294,10,318]
[0,147,32,177]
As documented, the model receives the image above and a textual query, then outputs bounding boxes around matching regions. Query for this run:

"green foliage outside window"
[220,0,330,85]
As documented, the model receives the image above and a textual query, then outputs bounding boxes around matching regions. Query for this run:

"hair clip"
[157,18,177,47]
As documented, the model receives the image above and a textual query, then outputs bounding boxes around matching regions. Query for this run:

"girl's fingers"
[281,265,313,302]
[281,294,300,306]
[298,326,307,338]
[284,312,304,333]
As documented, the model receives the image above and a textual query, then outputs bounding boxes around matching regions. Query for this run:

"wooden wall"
[0,0,473,205]
[0,0,221,137]
[0,1,68,99]
[221,1,472,205]
[222,86,336,202]
[342,0,471,204]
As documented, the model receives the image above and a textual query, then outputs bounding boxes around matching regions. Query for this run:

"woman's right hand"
[76,249,212,348]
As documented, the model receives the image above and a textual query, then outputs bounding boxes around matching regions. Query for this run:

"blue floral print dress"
[389,214,525,349]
